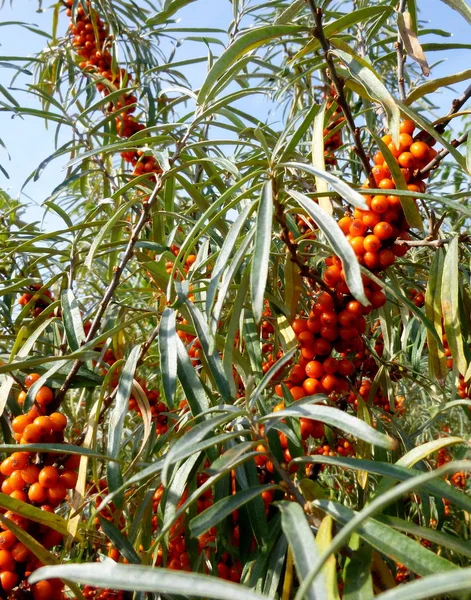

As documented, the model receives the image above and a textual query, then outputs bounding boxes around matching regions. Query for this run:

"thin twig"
[395,0,407,102]
[418,131,469,178]
[395,234,471,247]
[306,0,374,187]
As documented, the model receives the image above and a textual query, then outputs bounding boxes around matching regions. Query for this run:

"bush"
[1,0,471,599]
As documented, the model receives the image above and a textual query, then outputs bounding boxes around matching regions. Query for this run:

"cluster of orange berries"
[65,0,161,177]
[0,375,78,599]
[83,587,128,599]
[332,119,432,279]
[17,285,54,319]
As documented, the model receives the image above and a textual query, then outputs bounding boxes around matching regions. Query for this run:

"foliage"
[1,0,471,599]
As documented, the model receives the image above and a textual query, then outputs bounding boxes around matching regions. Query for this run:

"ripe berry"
[38,466,60,488]
[35,386,54,406]
[25,373,41,388]
[373,222,394,240]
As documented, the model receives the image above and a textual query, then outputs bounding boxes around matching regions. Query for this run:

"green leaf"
[278,501,327,600]
[159,308,177,409]
[286,189,369,306]
[251,181,273,325]
[61,289,85,352]
[0,492,79,539]
[261,404,395,450]
[274,0,305,24]
[29,563,270,600]
[425,250,448,383]
[441,236,467,375]
[343,539,373,600]
[438,0,471,25]
[98,517,141,564]
[331,47,400,147]
[147,0,198,25]
[176,334,211,416]
[107,345,141,507]
[281,162,368,210]
[0,444,112,460]
[198,25,306,104]
[374,567,471,600]
[406,68,471,105]
[190,485,278,538]
[311,102,332,215]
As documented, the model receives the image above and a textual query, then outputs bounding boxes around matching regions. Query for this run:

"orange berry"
[337,359,355,377]
[363,251,380,270]
[0,531,16,551]
[33,416,52,437]
[18,390,27,406]
[0,549,15,572]
[370,195,389,213]
[378,178,395,190]
[22,423,43,443]
[378,249,396,268]
[387,141,401,157]
[11,414,33,434]
[323,265,342,286]
[10,452,29,471]
[38,466,60,488]
[47,482,67,506]
[64,454,81,470]
[373,222,394,240]
[323,357,338,375]
[363,234,381,253]
[305,360,324,379]
[409,141,428,160]
[28,483,48,504]
[49,412,67,432]
[25,373,40,388]
[338,216,352,234]
[11,541,30,562]
[290,386,306,401]
[373,151,384,165]
[397,152,416,169]
[0,458,15,477]
[350,236,365,255]
[291,319,308,335]
[371,290,387,308]
[372,165,388,184]
[399,120,415,135]
[35,386,54,406]
[33,581,56,600]
[303,378,323,395]
[321,374,338,392]
[346,300,363,317]
[21,464,40,484]
[349,219,367,237]
[297,330,314,347]
[0,570,18,593]
[9,470,26,492]
[9,490,28,502]
[399,132,413,149]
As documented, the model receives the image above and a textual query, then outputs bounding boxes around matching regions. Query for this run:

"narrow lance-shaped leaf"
[176,334,211,416]
[159,308,177,408]
[425,250,448,383]
[29,562,270,600]
[441,236,467,375]
[261,403,395,449]
[331,47,400,147]
[286,189,369,306]
[280,162,368,210]
[190,484,278,538]
[278,501,327,600]
[397,11,430,76]
[61,289,85,352]
[438,0,471,25]
[405,68,471,105]
[251,180,273,325]
[374,568,471,600]
[107,345,141,508]
[197,25,306,104]
[312,102,332,215]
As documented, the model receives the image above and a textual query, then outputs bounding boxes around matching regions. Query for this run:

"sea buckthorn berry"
[303,378,323,395]
[60,470,78,489]
[371,290,387,308]
[305,360,324,379]
[373,151,384,164]
[35,386,54,406]
[362,211,381,228]
[313,338,332,356]
[371,195,389,213]
[47,482,67,506]
[363,251,380,270]
[323,265,342,286]
[320,326,339,341]
[337,359,355,377]
[387,141,401,157]
[363,235,381,253]
[378,178,395,190]
[400,120,415,135]
[323,357,338,374]
[378,249,396,268]
[22,423,43,443]
[18,390,27,406]
[0,570,18,593]
[300,418,324,439]
[290,386,306,401]
[298,331,314,347]
[320,311,338,327]
[28,483,48,504]
[11,541,30,562]
[387,194,401,208]
[21,464,40,484]
[33,416,52,437]
[398,152,416,169]
[38,466,60,488]
[0,458,15,477]
[349,219,367,237]
[346,300,364,316]
[0,531,16,551]
[0,549,15,572]
[10,490,28,502]
[1,480,12,495]
[321,374,338,392]
[399,132,413,149]
[9,470,26,491]
[65,454,81,470]
[373,221,394,240]
[338,216,352,234]
[372,165,388,183]
[10,452,29,471]
[291,319,308,335]
[307,316,321,333]
[49,411,67,432]
[12,414,33,434]
[338,310,357,328]
[33,580,56,600]
[290,365,306,384]
[350,236,366,255]
[410,141,428,160]
[25,373,41,388]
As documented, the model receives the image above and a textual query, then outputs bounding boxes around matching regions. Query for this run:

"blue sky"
[0,0,470,229]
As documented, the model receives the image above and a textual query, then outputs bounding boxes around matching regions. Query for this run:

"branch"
[417,131,468,178]
[306,0,374,187]
[436,82,471,135]
[395,234,471,247]
[395,0,407,102]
